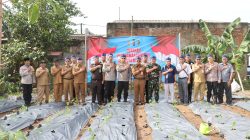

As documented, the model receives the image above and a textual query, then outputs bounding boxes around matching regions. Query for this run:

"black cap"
[94,55,99,58]
[222,54,228,59]
[102,53,106,56]
[196,55,201,59]
[207,54,213,58]
[151,56,156,59]
[179,55,185,59]
[143,54,148,57]
[166,57,171,61]
[186,54,191,57]
[108,53,113,57]
[71,55,76,59]
[23,57,30,61]
[77,58,83,60]
[136,56,141,60]
[121,54,126,58]
[65,57,70,61]
[40,60,46,64]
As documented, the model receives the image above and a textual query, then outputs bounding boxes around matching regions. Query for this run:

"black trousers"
[100,83,105,103]
[218,82,232,104]
[22,84,32,106]
[207,81,218,103]
[104,81,115,103]
[91,80,102,104]
[188,82,193,103]
[117,81,129,102]
[145,80,149,103]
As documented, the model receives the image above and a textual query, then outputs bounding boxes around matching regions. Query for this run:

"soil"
[222,104,250,118]
[176,105,224,140]
[134,105,152,140]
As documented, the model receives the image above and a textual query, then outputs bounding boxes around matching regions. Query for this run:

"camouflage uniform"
[146,63,161,102]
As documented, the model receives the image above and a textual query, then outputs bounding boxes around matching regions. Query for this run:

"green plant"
[0,131,26,140]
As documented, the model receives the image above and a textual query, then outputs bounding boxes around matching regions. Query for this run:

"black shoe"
[118,100,121,102]
[124,100,127,102]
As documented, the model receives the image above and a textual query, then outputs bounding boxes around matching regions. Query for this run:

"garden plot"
[27,103,98,140]
[0,102,65,131]
[81,102,137,140]
[189,102,250,140]
[234,100,250,111]
[144,102,208,140]
[0,99,24,113]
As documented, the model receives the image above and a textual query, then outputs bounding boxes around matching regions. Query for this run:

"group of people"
[19,56,86,106]
[19,52,235,107]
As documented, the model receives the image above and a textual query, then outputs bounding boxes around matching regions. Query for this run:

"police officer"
[90,56,103,105]
[51,59,63,102]
[36,60,50,105]
[132,57,147,105]
[72,58,86,105]
[103,54,116,103]
[146,56,161,103]
[61,57,74,105]
[116,54,131,102]
[142,54,150,103]
[185,54,194,103]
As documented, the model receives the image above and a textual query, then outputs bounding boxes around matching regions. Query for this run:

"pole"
[118,7,120,20]
[131,16,133,36]
[80,23,83,34]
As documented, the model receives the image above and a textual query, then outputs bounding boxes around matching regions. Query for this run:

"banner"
[87,35,180,82]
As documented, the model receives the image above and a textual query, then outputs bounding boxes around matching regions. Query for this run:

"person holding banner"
[103,54,116,103]
[162,57,177,103]
[90,56,103,105]
[146,56,161,103]
[72,58,86,105]
[176,55,192,105]
[132,57,147,105]
[142,54,150,103]
[116,54,131,102]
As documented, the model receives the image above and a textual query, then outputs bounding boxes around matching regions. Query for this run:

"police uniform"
[146,56,161,102]
[132,57,147,105]
[51,62,63,102]
[62,59,74,103]
[72,58,86,104]
[36,61,50,104]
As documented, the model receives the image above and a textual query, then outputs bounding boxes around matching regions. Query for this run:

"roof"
[69,34,85,40]
[111,20,249,24]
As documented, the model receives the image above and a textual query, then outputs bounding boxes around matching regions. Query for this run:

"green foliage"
[0,131,27,140]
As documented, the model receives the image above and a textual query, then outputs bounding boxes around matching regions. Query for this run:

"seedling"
[231,121,237,130]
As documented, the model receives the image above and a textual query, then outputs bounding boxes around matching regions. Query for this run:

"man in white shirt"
[19,57,35,106]
[176,55,192,104]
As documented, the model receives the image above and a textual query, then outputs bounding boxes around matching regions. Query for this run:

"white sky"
[70,0,250,35]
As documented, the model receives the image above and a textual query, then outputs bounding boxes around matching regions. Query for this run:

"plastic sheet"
[81,102,137,140]
[189,102,250,140]
[27,103,98,140]
[0,102,65,131]
[234,100,250,111]
[0,100,24,113]
[144,102,208,140]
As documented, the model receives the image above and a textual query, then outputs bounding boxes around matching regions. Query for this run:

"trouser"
[73,80,76,99]
[91,80,102,104]
[148,78,159,102]
[101,82,105,103]
[188,82,193,103]
[164,83,175,103]
[178,78,188,104]
[117,81,129,102]
[193,82,206,102]
[53,83,63,102]
[134,79,146,104]
[74,83,85,103]
[145,80,149,102]
[63,79,73,102]
[37,85,50,103]
[104,81,115,103]
[207,81,218,103]
[218,82,232,104]
[22,84,32,106]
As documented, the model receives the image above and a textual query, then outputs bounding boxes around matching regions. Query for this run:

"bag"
[231,79,241,93]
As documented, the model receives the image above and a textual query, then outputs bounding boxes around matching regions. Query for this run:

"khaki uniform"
[62,65,74,102]
[132,64,146,104]
[51,66,63,102]
[72,64,86,103]
[36,67,50,103]
[192,63,206,101]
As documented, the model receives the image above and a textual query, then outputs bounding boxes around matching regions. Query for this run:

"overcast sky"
[70,0,250,35]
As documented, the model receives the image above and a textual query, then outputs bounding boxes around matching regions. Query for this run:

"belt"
[179,77,187,79]
[63,78,73,80]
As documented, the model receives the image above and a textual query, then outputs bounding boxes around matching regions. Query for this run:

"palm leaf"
[222,17,241,47]
[182,45,207,54]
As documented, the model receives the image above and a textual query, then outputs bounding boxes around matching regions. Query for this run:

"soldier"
[185,54,194,103]
[90,56,103,105]
[218,54,235,105]
[51,59,63,102]
[19,57,35,106]
[100,53,106,104]
[72,58,86,105]
[176,55,192,104]
[116,54,131,102]
[61,57,74,105]
[103,54,116,103]
[141,54,150,103]
[146,56,161,103]
[36,60,50,105]
[192,55,206,102]
[205,54,221,104]
[132,57,146,105]
[162,57,177,103]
